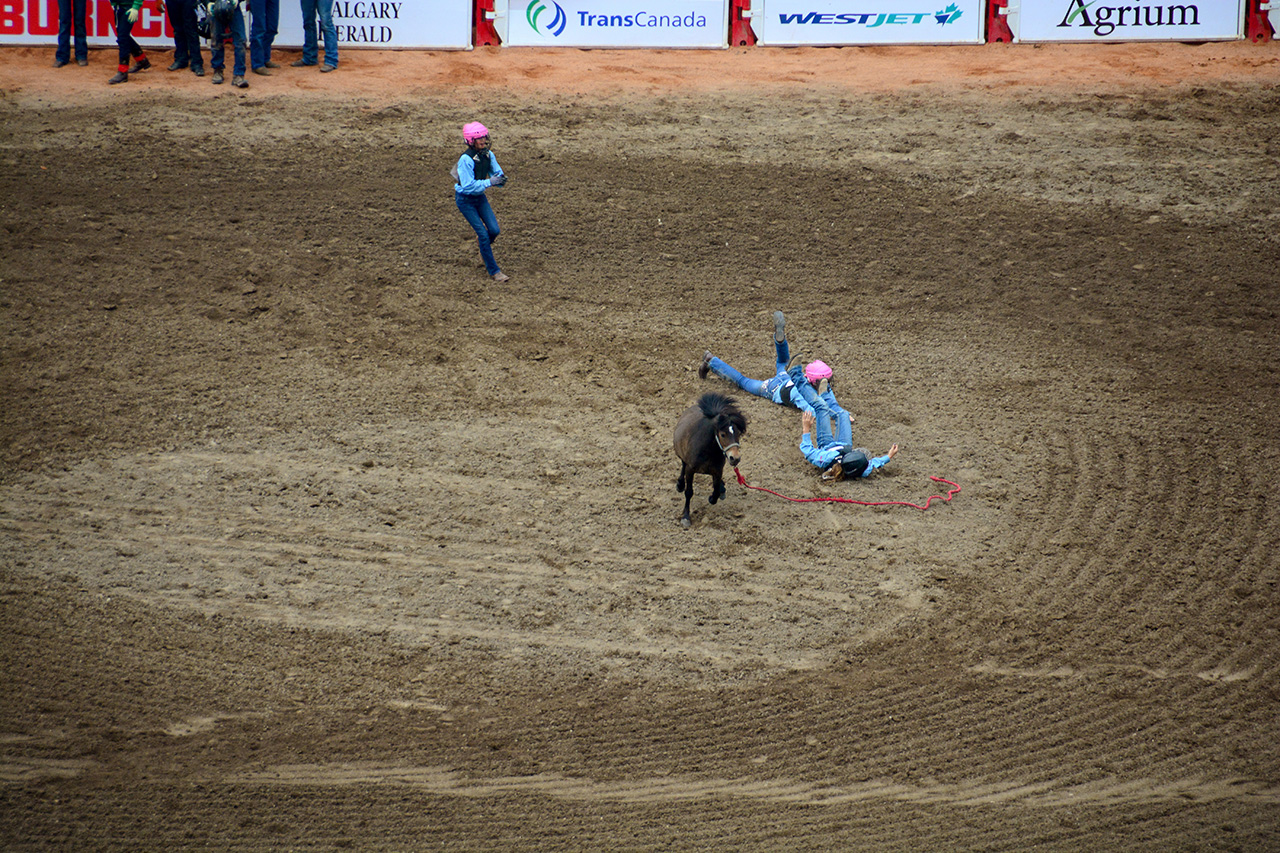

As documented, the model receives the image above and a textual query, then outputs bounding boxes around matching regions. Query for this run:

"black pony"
[672,392,748,528]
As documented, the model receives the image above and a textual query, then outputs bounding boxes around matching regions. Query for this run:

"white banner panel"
[497,0,730,47]
[1006,0,1244,42]
[752,0,985,45]
[0,0,473,50]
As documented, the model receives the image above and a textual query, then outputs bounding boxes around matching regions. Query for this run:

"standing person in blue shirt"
[454,122,509,283]
[698,311,847,424]
[248,0,279,76]
[291,0,337,72]
[800,410,898,481]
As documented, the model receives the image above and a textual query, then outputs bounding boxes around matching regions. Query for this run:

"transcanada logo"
[527,0,568,36]
[1058,0,1199,36]
[780,4,963,25]
[528,4,710,34]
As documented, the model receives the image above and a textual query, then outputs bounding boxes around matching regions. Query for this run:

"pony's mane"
[698,392,748,435]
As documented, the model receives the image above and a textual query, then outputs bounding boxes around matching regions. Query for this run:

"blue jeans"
[708,337,791,401]
[248,0,279,69]
[56,0,87,63]
[210,10,247,77]
[813,405,853,452]
[456,192,501,276]
[301,0,337,67]
[167,0,203,69]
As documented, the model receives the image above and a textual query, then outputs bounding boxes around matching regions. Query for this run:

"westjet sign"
[753,0,984,44]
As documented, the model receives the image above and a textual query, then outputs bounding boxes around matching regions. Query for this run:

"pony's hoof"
[680,516,691,529]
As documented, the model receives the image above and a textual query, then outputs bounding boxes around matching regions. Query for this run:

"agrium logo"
[1057,0,1200,36]
[527,0,568,36]
[779,5,964,26]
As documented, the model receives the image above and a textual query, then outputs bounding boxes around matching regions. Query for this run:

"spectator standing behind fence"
[248,0,279,75]
[290,0,337,72]
[165,0,204,76]
[208,0,249,88]
[107,0,154,84]
[54,0,88,67]
[453,122,509,283]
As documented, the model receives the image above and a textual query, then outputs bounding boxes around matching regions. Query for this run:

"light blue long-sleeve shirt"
[799,432,892,476]
[454,150,504,195]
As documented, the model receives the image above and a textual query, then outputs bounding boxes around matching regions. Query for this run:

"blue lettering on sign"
[575,9,709,27]
[778,5,963,25]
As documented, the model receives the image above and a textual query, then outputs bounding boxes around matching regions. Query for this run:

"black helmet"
[211,0,237,20]
[838,449,869,480]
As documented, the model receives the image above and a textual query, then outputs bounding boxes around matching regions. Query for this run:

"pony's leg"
[709,471,724,505]
[681,473,695,527]
[676,462,686,494]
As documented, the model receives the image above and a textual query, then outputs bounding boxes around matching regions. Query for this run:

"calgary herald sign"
[0,0,472,49]
[1006,0,1244,41]
[494,0,731,47]
[751,0,986,44]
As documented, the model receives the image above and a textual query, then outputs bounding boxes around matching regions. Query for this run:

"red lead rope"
[734,468,961,511]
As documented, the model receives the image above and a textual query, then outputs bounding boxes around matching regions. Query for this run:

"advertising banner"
[495,0,730,47]
[751,0,985,45]
[1006,0,1244,42]
[0,0,473,49]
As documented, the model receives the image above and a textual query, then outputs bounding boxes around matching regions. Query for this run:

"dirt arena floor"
[2,38,1280,851]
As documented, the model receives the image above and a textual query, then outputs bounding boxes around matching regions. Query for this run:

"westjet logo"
[780,4,963,25]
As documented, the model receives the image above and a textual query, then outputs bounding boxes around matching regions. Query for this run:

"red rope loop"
[734,467,960,511]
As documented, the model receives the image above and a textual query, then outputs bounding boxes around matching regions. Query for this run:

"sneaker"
[128,57,150,73]
[108,71,128,84]
[251,66,271,75]
[320,64,336,73]
[698,350,713,380]
[491,271,510,282]
[192,65,204,77]
[290,59,315,67]
[232,75,248,88]
[773,310,786,342]
[167,61,187,71]
[212,69,224,84]
[264,60,281,68]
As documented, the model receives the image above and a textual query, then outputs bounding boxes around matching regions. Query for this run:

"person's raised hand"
[887,443,899,459]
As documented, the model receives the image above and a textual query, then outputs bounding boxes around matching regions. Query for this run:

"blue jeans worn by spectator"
[248,0,279,69]
[168,0,204,69]
[56,0,88,64]
[300,0,338,68]
[455,192,501,277]
[211,9,248,78]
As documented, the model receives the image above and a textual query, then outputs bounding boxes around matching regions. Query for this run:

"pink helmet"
[804,360,833,383]
[462,122,490,144]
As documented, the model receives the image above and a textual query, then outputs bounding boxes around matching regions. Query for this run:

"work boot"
[232,75,248,88]
[128,57,150,73]
[491,271,509,282]
[773,310,786,342]
[786,351,805,372]
[167,60,187,71]
[212,69,224,84]
[192,65,204,76]
[817,379,829,396]
[698,351,713,380]
[264,60,281,68]
[108,71,128,84]
[252,66,271,75]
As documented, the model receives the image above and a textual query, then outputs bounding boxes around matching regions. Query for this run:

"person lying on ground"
[699,310,847,423]
[800,410,898,481]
